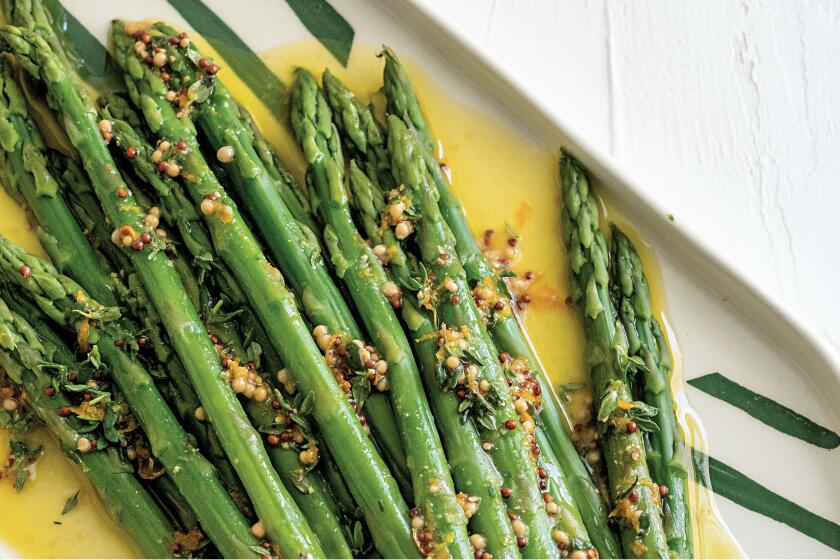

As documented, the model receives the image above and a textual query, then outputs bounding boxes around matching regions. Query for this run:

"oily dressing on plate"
[0,38,739,558]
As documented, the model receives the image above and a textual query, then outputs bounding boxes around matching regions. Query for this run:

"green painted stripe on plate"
[688,372,840,449]
[42,0,122,93]
[166,0,286,115]
[284,0,354,67]
[694,450,840,551]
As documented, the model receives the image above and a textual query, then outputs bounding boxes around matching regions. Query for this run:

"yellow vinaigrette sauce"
[0,37,740,558]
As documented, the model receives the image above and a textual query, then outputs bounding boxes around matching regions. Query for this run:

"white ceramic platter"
[2,0,839,558]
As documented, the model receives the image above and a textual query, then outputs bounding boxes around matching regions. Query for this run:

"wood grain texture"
[415,0,840,353]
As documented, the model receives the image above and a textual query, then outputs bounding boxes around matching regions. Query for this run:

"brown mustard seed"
[504,419,517,430]
[500,486,512,498]
[44,386,56,397]
[19,265,30,279]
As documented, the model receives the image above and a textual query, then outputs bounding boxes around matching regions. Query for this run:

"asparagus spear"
[388,114,557,558]
[380,47,621,558]
[52,155,255,517]
[610,226,692,558]
[325,69,596,553]
[291,68,472,558]
[154,20,412,490]
[0,52,249,521]
[321,70,412,286]
[0,236,268,558]
[335,89,595,556]
[0,25,324,555]
[0,58,117,306]
[347,159,522,558]
[559,153,669,558]
[101,92,356,558]
[110,20,416,558]
[322,68,395,193]
[235,102,318,237]
[0,297,176,559]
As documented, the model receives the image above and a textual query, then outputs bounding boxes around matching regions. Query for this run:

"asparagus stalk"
[155,20,412,490]
[110,20,415,558]
[388,114,557,558]
[559,153,669,558]
[401,298,522,559]
[324,70,596,553]
[235,102,318,237]
[0,297,176,559]
[0,25,323,556]
[52,154,255,517]
[322,68,395,193]
[610,226,692,558]
[380,47,621,558]
[291,68,472,558]
[322,70,412,286]
[0,236,267,558]
[343,134,523,558]
[0,52,249,521]
[156,22,358,334]
[0,58,116,306]
[98,93,354,558]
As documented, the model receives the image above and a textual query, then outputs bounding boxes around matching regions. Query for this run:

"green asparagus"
[322,71,411,286]
[291,68,472,558]
[0,24,323,556]
[0,58,116,306]
[97,92,354,559]
[559,152,669,558]
[611,226,692,558]
[155,20,412,492]
[388,114,558,558]
[110,20,416,558]
[381,46,621,559]
[0,237,264,558]
[0,297,176,558]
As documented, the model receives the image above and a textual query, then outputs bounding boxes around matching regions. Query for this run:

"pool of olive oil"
[0,38,740,558]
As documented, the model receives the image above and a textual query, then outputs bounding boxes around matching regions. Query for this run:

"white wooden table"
[417,0,840,351]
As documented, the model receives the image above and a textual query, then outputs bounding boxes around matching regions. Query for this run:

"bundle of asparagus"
[0,1,693,558]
